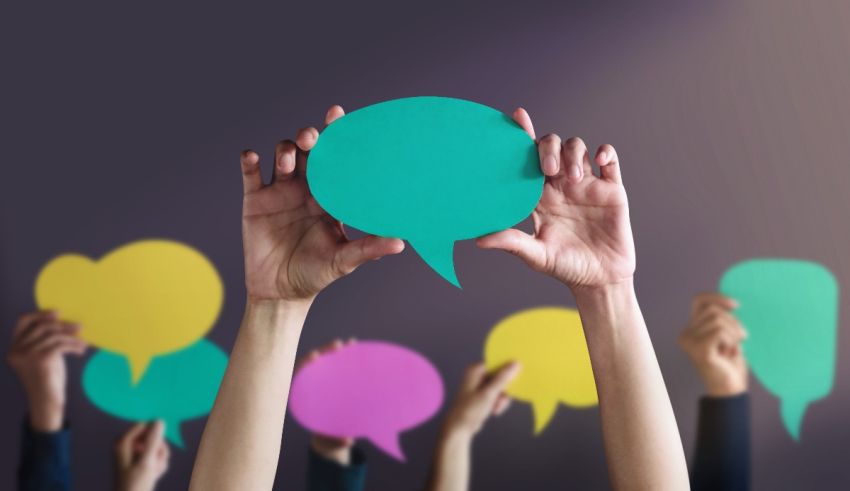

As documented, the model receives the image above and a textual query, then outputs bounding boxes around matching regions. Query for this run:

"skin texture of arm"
[477,108,689,490]
[426,362,518,491]
[189,106,404,491]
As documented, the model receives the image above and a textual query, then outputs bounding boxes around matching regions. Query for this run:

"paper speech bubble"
[719,258,839,441]
[307,96,543,288]
[82,339,228,448]
[289,341,444,461]
[35,239,223,383]
[484,307,597,434]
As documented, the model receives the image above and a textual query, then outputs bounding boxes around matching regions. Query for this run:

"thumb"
[476,229,545,270]
[141,421,165,463]
[333,236,405,276]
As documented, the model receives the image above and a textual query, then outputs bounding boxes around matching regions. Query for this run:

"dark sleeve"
[690,394,750,491]
[306,445,367,491]
[18,419,72,491]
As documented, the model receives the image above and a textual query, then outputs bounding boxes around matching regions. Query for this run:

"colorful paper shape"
[307,96,543,287]
[719,258,839,441]
[289,341,444,461]
[82,339,228,448]
[484,307,597,434]
[35,239,223,383]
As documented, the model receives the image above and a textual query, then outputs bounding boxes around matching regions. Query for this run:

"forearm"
[190,298,310,491]
[426,427,473,491]
[575,281,689,491]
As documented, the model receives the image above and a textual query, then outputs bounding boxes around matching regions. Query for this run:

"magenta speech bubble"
[289,340,444,461]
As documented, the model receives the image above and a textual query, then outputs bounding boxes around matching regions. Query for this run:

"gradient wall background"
[2,0,850,489]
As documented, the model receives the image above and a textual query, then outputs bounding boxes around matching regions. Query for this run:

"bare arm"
[478,108,689,490]
[190,105,403,490]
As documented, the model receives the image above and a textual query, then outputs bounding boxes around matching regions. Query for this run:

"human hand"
[115,421,171,491]
[679,293,749,397]
[477,109,634,293]
[6,310,86,432]
[296,338,357,465]
[240,105,404,305]
[441,362,521,438]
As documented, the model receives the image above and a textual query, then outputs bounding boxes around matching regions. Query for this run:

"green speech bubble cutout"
[307,96,543,287]
[719,258,839,441]
[82,339,228,448]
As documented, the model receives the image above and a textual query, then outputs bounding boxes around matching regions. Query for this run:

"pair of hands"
[240,105,634,305]
[679,293,749,397]
[7,312,170,491]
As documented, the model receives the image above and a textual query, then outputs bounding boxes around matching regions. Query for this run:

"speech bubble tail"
[369,431,405,462]
[164,420,185,449]
[780,398,808,441]
[126,353,152,385]
[410,239,460,288]
[532,399,558,435]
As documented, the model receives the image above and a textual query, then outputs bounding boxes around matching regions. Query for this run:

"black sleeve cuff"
[306,445,367,491]
[691,393,750,491]
[18,418,72,491]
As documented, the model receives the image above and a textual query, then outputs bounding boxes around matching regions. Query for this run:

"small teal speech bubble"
[82,339,228,447]
[719,258,839,441]
[307,96,543,287]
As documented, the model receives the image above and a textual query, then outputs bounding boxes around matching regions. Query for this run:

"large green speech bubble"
[719,258,839,441]
[82,339,228,447]
[307,96,543,287]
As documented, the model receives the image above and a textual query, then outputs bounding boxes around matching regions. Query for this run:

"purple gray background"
[2,0,850,489]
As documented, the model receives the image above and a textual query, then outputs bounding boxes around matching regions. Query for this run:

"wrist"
[28,401,65,433]
[440,419,476,445]
[243,297,312,331]
[704,378,748,398]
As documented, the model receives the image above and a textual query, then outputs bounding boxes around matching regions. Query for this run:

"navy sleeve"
[691,394,750,491]
[18,419,72,491]
[307,445,367,491]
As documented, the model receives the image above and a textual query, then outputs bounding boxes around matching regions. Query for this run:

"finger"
[492,394,512,416]
[595,144,622,184]
[141,421,165,463]
[46,339,88,358]
[475,229,546,271]
[332,236,405,276]
[693,306,739,331]
[537,134,562,177]
[32,334,83,354]
[295,127,320,152]
[512,107,536,139]
[462,363,488,392]
[241,150,263,193]
[325,105,345,126]
[116,423,147,464]
[562,137,590,183]
[317,339,345,355]
[482,361,521,398]
[18,321,64,350]
[13,311,57,339]
[273,140,298,181]
[691,292,739,317]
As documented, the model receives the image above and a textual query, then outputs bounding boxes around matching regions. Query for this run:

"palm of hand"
[533,175,635,288]
[243,177,344,301]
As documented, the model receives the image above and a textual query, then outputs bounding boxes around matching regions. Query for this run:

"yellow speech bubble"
[484,307,597,434]
[35,239,223,384]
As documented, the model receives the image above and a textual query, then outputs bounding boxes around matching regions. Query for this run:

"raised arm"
[189,106,404,490]
[477,108,689,490]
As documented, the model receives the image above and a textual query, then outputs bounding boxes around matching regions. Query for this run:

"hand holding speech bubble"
[34,239,223,383]
[289,340,444,461]
[307,96,543,288]
[484,307,597,434]
[719,258,839,440]
[82,339,228,447]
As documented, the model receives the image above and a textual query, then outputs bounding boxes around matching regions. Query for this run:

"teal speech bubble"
[82,339,228,447]
[307,96,543,287]
[719,258,839,441]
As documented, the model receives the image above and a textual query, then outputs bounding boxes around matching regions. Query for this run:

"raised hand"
[477,108,634,291]
[679,293,749,397]
[115,421,171,491]
[240,105,404,303]
[441,362,520,437]
[6,310,87,432]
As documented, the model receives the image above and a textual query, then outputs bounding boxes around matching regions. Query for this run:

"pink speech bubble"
[289,340,444,461]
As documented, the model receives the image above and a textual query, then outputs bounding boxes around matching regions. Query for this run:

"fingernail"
[568,164,581,180]
[543,156,557,174]
[598,151,608,162]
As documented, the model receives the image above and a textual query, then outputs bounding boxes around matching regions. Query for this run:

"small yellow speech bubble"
[484,307,597,434]
[35,239,223,383]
